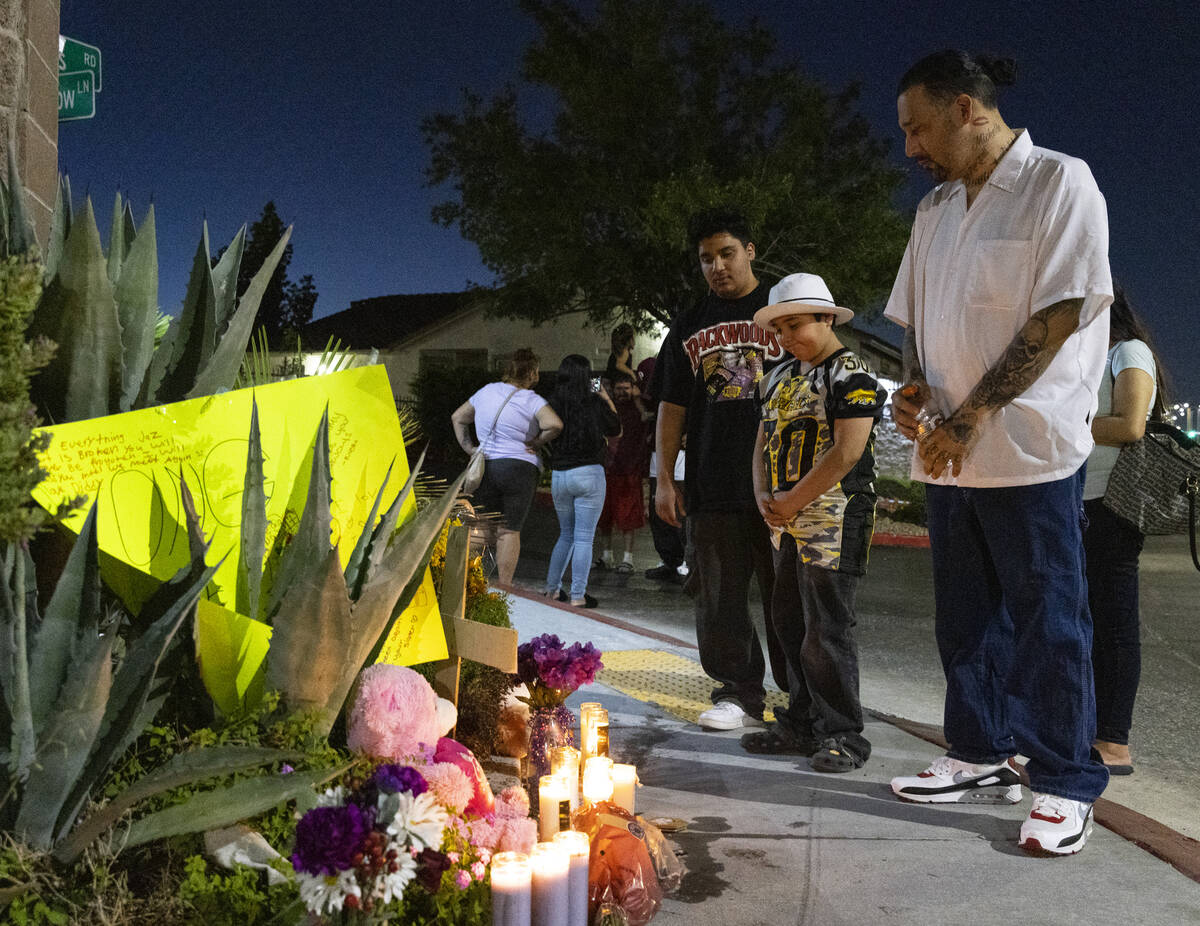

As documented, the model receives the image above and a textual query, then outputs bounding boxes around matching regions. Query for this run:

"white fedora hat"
[753,272,854,328]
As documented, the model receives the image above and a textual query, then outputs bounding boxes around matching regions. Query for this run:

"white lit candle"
[530,841,569,926]
[552,830,590,926]
[551,747,581,810]
[491,851,532,926]
[538,775,572,842]
[580,706,609,768]
[582,756,614,805]
[611,764,637,815]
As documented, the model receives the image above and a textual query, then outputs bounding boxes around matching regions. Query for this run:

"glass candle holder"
[552,831,590,926]
[550,747,581,809]
[530,841,569,926]
[491,851,532,926]
[611,763,637,815]
[580,706,609,768]
[582,756,614,804]
[537,774,572,842]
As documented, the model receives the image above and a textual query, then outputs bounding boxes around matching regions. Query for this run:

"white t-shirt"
[884,131,1114,487]
[1082,339,1157,500]
[469,381,548,466]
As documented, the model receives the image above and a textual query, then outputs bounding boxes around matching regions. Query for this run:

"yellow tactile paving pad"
[597,649,786,725]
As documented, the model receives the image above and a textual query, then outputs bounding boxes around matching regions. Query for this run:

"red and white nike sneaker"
[1019,793,1094,856]
[890,755,1023,804]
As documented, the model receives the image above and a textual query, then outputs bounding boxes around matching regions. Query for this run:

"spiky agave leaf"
[263,405,332,625]
[114,205,159,412]
[235,327,274,389]
[238,397,267,622]
[119,764,345,850]
[154,224,218,405]
[54,479,223,842]
[210,225,245,335]
[105,192,125,284]
[43,176,72,281]
[186,225,292,400]
[0,543,35,780]
[28,198,123,423]
[3,144,36,259]
[54,744,301,863]
[27,504,101,736]
[14,630,113,850]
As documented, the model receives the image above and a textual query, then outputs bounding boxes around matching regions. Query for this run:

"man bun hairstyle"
[688,207,754,250]
[899,50,1017,108]
[503,347,540,385]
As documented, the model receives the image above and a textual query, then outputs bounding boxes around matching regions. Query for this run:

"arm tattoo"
[964,298,1084,414]
[902,328,926,385]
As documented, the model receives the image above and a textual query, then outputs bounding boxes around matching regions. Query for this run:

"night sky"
[56,1,1198,399]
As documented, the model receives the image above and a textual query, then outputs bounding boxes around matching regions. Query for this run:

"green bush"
[875,476,927,527]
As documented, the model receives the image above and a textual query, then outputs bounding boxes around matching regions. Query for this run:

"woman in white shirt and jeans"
[1082,286,1168,775]
[452,349,563,586]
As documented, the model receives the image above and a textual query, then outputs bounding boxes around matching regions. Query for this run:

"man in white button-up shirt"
[883,50,1113,857]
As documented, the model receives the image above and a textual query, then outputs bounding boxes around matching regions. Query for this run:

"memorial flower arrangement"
[515,633,604,710]
[291,761,498,921]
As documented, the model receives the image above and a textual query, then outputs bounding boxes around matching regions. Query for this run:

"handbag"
[461,386,520,495]
[1102,419,1200,569]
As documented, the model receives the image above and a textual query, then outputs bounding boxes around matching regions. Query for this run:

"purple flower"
[414,847,452,892]
[280,763,295,775]
[291,804,372,876]
[373,763,428,797]
[514,634,603,695]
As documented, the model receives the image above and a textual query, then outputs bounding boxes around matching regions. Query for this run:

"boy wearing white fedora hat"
[742,272,887,772]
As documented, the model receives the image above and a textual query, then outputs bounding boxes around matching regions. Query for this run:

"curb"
[872,532,930,548]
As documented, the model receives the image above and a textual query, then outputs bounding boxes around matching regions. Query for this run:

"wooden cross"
[430,522,518,712]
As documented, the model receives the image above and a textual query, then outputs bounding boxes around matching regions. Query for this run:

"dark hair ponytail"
[899,49,1016,107]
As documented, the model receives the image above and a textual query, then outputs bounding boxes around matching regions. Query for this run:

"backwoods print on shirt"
[685,321,783,403]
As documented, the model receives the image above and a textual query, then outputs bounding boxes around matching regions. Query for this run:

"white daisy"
[297,868,362,915]
[371,849,419,906]
[384,790,449,851]
[315,785,348,808]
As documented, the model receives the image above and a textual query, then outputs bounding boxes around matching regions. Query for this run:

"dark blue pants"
[926,472,1108,802]
[1083,498,1144,746]
[691,510,784,717]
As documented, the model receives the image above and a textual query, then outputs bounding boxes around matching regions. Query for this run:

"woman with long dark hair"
[452,348,563,586]
[1083,284,1169,774]
[542,354,621,607]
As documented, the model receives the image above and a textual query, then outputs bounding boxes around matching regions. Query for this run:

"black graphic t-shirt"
[759,349,887,575]
[657,283,784,513]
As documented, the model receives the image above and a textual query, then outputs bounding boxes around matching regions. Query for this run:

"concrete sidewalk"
[503,591,1200,926]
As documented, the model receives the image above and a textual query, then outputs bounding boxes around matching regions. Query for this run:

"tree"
[234,202,317,348]
[423,0,911,328]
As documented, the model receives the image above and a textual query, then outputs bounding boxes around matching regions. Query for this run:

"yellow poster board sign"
[33,366,447,713]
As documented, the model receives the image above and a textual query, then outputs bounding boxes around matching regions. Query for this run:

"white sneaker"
[698,700,764,731]
[890,755,1023,804]
[676,563,689,576]
[1019,793,1094,856]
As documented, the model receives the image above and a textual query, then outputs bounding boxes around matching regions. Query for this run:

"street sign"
[58,69,95,122]
[58,35,101,91]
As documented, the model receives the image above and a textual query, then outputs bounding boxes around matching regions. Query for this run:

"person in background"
[1083,284,1169,775]
[639,356,688,583]
[654,207,788,731]
[743,273,886,773]
[606,322,637,385]
[451,348,562,587]
[594,370,651,573]
[542,355,621,608]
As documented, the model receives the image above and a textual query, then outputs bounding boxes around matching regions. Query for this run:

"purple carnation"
[373,763,428,797]
[291,803,372,876]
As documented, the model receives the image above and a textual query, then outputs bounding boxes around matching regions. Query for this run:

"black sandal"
[740,728,817,756]
[810,740,866,773]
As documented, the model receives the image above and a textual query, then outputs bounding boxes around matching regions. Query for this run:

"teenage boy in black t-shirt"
[654,208,788,730]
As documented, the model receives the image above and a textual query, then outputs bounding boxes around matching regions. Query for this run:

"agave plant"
[236,397,466,735]
[0,477,332,864]
[13,175,291,424]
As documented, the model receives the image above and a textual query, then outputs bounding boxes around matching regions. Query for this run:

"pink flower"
[455,869,472,890]
[495,786,529,819]
[447,852,461,864]
[471,861,486,881]
[477,848,492,866]
[422,763,474,814]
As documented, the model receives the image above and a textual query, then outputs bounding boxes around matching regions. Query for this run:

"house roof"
[302,291,476,350]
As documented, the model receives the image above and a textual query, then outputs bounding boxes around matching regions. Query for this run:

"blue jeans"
[926,472,1108,802]
[545,465,607,601]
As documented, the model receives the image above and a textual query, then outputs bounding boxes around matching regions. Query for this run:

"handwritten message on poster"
[34,366,448,712]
